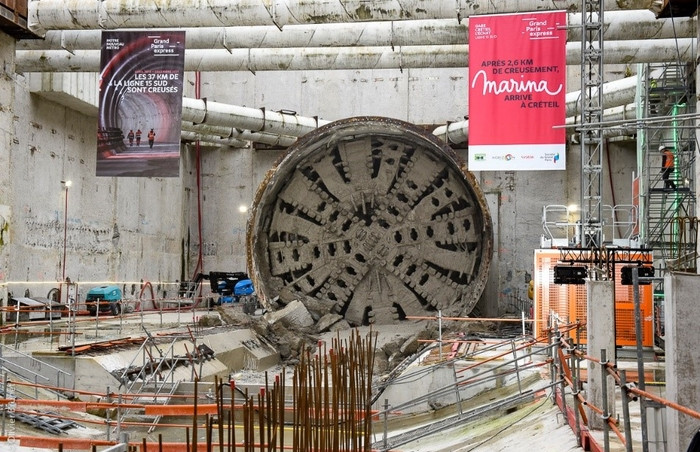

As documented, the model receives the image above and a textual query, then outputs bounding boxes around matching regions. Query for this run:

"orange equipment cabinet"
[533,249,654,347]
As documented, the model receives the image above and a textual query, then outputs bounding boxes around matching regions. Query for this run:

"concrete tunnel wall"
[0,29,637,319]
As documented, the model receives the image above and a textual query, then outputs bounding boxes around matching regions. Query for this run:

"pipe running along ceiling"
[17,11,695,51]
[184,76,637,147]
[19,1,696,147]
[15,39,696,73]
[26,0,653,35]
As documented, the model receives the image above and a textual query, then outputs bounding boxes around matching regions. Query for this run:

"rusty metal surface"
[247,117,492,325]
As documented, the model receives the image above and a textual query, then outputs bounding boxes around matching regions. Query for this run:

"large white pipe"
[433,103,640,145]
[180,121,299,146]
[433,121,469,145]
[180,131,248,148]
[19,20,467,51]
[18,11,694,51]
[182,98,331,138]
[565,103,638,127]
[28,0,651,35]
[565,76,637,118]
[16,39,696,73]
[434,75,638,145]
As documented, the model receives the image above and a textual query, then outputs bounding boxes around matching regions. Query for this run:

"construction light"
[553,265,587,285]
[620,265,654,285]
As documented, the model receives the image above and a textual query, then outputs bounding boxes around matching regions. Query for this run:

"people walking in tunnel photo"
[148,128,156,149]
[127,129,134,146]
[135,129,142,146]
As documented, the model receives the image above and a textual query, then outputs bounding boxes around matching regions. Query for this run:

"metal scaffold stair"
[641,62,697,272]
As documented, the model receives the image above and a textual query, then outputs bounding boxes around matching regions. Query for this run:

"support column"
[586,279,615,429]
[665,272,700,452]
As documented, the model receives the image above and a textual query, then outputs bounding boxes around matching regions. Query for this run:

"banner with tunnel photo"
[468,11,566,171]
[97,31,186,177]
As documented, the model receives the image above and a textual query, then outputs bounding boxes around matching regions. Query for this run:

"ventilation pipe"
[565,76,637,117]
[433,77,639,144]
[565,103,638,137]
[16,39,695,73]
[180,131,248,148]
[18,11,693,51]
[182,98,330,138]
[27,0,651,36]
[180,122,299,147]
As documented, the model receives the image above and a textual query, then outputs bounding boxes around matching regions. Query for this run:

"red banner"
[468,11,566,171]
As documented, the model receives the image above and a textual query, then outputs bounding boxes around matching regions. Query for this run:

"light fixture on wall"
[61,180,72,282]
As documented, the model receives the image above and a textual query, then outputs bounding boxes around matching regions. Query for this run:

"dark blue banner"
[97,31,186,177]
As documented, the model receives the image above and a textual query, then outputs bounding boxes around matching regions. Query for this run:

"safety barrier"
[549,319,700,451]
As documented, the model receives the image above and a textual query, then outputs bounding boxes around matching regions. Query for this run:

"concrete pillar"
[665,272,700,452]
[586,279,616,429]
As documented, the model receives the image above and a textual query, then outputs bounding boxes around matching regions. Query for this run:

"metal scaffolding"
[640,62,697,272]
[579,0,605,250]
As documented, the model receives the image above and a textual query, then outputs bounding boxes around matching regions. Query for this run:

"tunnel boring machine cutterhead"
[247,116,493,325]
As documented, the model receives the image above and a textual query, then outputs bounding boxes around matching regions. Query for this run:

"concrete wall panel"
[665,272,700,452]
[1,28,643,317]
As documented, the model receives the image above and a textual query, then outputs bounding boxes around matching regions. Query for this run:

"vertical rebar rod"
[192,379,198,452]
[257,390,264,452]
[570,341,581,445]
[225,409,231,452]
[511,340,522,394]
[206,413,213,451]
[216,376,224,452]
[601,349,610,452]
[556,329,568,426]
[265,373,272,452]
[620,370,634,452]
[632,267,649,452]
[279,371,285,451]
[230,379,236,452]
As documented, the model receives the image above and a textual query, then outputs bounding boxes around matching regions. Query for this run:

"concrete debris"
[216,305,255,326]
[315,313,343,333]
[197,314,223,327]
[400,329,435,356]
[265,299,315,329]
[328,319,351,332]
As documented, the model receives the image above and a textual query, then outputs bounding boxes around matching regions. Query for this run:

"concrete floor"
[1,306,666,451]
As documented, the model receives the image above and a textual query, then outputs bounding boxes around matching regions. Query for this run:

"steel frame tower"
[579,0,604,251]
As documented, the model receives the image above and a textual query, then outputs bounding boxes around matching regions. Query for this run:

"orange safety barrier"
[533,249,654,347]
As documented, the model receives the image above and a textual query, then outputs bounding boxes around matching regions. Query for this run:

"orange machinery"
[533,249,654,347]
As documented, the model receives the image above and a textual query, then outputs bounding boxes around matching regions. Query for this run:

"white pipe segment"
[566,103,637,127]
[432,121,469,145]
[567,10,696,42]
[181,98,331,137]
[180,121,299,146]
[18,20,468,51]
[15,39,696,73]
[565,76,637,117]
[17,11,696,51]
[434,103,640,145]
[27,0,650,35]
[434,80,639,145]
[181,131,248,147]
